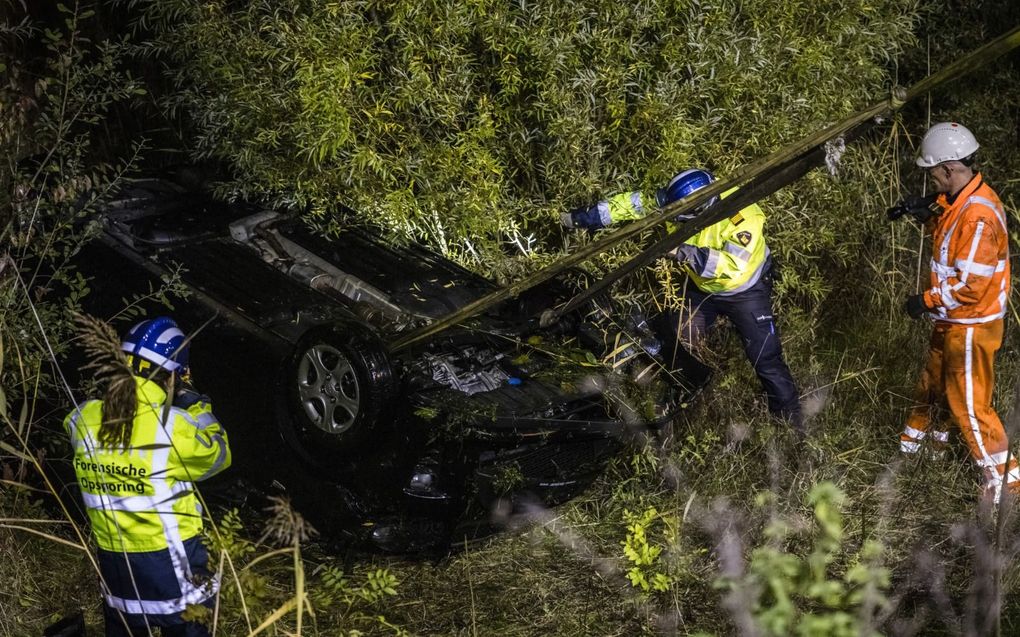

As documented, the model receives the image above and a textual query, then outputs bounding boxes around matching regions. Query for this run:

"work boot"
[927,430,950,457]
[979,468,1020,506]
[899,429,948,458]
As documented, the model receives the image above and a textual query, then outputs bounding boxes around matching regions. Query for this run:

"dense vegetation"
[3,0,1020,634]
[131,0,920,283]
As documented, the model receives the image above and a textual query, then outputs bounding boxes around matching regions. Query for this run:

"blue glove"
[561,204,607,230]
[672,244,697,264]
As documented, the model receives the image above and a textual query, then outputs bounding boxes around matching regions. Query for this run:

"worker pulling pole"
[389,24,1020,353]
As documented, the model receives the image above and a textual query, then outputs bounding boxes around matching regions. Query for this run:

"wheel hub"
[296,343,360,434]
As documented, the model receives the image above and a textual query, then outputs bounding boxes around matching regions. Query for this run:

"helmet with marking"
[121,316,189,374]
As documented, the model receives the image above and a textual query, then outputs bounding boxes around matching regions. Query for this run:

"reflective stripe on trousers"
[99,536,215,634]
[902,320,1018,487]
[900,426,948,453]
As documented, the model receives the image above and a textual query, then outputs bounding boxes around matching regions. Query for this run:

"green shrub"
[133,0,920,278]
[717,483,890,637]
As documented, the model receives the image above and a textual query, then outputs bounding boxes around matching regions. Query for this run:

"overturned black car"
[67,178,698,552]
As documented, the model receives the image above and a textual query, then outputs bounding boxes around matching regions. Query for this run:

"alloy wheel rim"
[297,343,360,434]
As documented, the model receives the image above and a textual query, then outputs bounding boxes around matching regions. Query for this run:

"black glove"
[887,194,938,223]
[904,293,930,319]
[173,381,207,408]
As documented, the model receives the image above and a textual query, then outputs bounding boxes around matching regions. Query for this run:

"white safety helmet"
[916,122,979,168]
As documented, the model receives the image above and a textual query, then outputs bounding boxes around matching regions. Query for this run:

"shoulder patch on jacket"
[736,231,752,246]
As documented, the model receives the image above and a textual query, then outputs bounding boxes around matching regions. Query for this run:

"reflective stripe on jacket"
[924,174,1009,324]
[64,376,231,553]
[581,188,770,295]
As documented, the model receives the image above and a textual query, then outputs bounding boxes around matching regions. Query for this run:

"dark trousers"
[655,265,802,427]
[104,605,212,637]
[99,537,215,637]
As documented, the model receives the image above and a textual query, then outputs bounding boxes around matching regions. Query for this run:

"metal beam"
[390,24,1020,352]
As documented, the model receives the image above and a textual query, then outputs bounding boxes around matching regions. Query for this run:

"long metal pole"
[390,24,1020,352]
[547,121,876,322]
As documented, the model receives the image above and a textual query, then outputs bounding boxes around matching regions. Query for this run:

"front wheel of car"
[281,323,396,463]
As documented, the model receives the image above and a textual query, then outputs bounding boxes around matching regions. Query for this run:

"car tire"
[280,323,396,463]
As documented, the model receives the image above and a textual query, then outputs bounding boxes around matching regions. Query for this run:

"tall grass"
[4,1,1020,635]
[0,4,404,635]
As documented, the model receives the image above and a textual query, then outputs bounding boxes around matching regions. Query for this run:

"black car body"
[69,179,688,551]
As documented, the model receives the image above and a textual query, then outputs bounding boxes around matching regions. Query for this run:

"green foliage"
[413,405,439,421]
[622,506,673,594]
[720,483,890,637]
[133,0,920,279]
[318,563,404,633]
[1,1,144,406]
[313,563,406,635]
[201,506,408,635]
[180,602,213,626]
[5,1,1020,635]
[490,461,526,494]
[206,508,255,562]
[674,427,723,469]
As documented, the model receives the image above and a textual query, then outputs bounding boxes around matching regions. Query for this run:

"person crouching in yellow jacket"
[65,316,230,636]
[562,168,802,432]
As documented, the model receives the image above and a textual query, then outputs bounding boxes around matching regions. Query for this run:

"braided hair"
[97,355,171,449]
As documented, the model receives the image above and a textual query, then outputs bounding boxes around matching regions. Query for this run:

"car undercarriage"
[60,179,694,552]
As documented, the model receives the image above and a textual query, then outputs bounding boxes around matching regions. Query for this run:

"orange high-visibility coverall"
[900,174,1017,497]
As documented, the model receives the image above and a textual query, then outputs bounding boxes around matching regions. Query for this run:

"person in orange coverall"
[890,122,1016,504]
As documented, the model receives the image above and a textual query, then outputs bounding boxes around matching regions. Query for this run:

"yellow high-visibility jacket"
[576,188,770,295]
[64,376,231,553]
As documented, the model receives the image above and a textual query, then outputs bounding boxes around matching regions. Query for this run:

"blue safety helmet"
[121,316,189,374]
[656,169,717,219]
